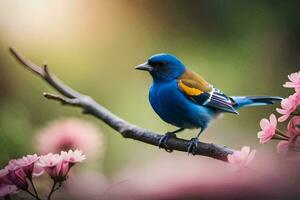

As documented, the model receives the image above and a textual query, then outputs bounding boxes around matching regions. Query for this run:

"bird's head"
[135,53,186,82]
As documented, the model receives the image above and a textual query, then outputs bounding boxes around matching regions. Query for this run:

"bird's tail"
[231,96,283,110]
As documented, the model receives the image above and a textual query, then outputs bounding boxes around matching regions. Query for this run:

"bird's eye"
[157,61,166,67]
[148,60,166,67]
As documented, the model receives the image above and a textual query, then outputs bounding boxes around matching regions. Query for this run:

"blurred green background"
[0,0,299,175]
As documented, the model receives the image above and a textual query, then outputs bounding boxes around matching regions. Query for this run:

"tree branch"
[9,47,234,162]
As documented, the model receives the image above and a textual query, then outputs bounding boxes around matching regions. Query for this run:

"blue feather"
[232,96,283,109]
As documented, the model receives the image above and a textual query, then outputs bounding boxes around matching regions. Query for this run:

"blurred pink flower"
[276,93,300,122]
[36,118,103,160]
[38,150,86,183]
[67,171,108,200]
[277,141,289,154]
[283,71,300,92]
[257,114,277,144]
[113,153,292,200]
[227,146,256,168]
[287,116,300,137]
[0,169,18,197]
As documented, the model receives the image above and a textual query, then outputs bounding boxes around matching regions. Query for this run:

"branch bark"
[9,47,234,162]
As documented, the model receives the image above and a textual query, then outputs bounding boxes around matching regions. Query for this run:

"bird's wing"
[178,70,238,114]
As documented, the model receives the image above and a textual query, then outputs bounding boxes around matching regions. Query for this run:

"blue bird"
[135,53,282,154]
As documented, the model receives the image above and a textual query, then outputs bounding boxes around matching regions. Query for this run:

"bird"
[135,53,282,155]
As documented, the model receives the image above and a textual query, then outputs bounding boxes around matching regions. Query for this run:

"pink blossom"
[5,162,28,190]
[257,114,277,144]
[0,184,18,197]
[38,153,64,182]
[287,116,300,137]
[276,93,300,122]
[277,141,290,154]
[61,150,86,164]
[13,154,41,177]
[60,150,86,179]
[0,154,41,193]
[0,169,9,186]
[227,146,256,168]
[0,169,18,197]
[283,71,300,92]
[38,150,85,182]
[36,118,103,160]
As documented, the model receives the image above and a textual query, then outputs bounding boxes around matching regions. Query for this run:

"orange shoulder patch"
[178,70,213,94]
[178,80,203,96]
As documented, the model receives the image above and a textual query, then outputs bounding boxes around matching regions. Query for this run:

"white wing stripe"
[202,88,215,105]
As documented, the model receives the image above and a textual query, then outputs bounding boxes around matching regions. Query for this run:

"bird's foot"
[187,138,199,155]
[158,132,176,153]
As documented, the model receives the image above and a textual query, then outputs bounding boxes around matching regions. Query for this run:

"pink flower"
[36,118,103,160]
[5,162,28,190]
[13,154,41,177]
[0,169,18,197]
[257,114,277,144]
[60,150,86,179]
[0,184,18,197]
[61,150,86,164]
[0,154,41,193]
[283,71,300,92]
[277,141,290,154]
[38,150,85,182]
[227,146,256,168]
[287,116,300,137]
[38,153,64,182]
[276,93,300,122]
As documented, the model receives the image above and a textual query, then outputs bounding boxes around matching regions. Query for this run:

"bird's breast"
[149,81,214,129]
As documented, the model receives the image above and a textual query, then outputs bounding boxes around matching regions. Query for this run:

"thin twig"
[47,181,57,200]
[24,189,39,200]
[276,129,290,139]
[272,135,289,141]
[28,178,40,200]
[9,47,235,162]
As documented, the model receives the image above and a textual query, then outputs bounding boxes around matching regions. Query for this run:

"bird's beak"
[135,62,153,71]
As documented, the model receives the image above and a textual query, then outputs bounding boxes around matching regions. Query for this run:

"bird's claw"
[158,132,176,153]
[187,138,199,155]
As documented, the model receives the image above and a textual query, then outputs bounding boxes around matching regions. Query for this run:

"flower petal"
[260,119,270,130]
[269,114,277,127]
